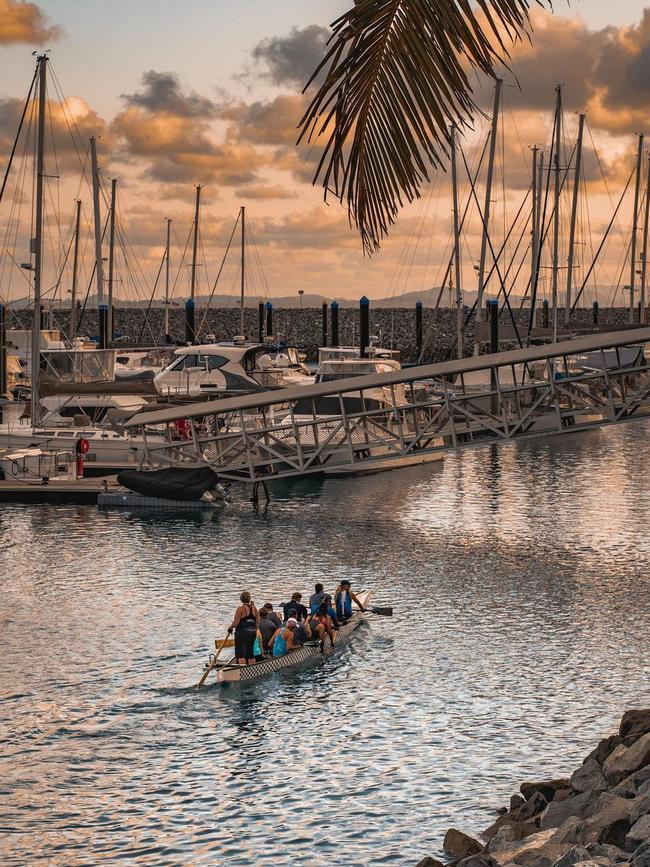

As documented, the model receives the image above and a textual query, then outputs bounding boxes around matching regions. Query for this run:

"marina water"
[2,422,650,865]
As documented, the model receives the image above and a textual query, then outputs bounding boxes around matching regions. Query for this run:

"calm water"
[2,423,650,865]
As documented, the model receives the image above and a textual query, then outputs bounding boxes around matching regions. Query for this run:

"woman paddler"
[227,591,260,665]
[269,618,298,657]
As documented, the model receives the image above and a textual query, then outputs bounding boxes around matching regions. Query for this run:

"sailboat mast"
[108,177,117,341]
[551,85,562,343]
[530,146,538,328]
[190,184,201,301]
[474,77,502,355]
[31,54,48,427]
[640,154,650,325]
[165,218,171,339]
[450,124,463,359]
[70,198,81,343]
[240,205,245,336]
[90,137,105,311]
[565,113,585,322]
[629,134,644,323]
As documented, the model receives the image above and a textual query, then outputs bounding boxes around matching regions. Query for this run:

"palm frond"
[298,0,542,253]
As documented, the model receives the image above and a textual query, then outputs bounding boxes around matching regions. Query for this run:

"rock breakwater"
[416,710,650,867]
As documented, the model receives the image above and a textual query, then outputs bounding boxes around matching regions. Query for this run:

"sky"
[1,0,650,307]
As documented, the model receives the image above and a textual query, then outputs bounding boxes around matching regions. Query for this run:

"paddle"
[369,606,393,616]
[197,631,231,689]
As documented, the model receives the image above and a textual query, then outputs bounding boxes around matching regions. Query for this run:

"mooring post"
[258,301,264,341]
[487,298,499,414]
[593,300,599,325]
[415,301,423,360]
[99,304,108,349]
[331,301,339,347]
[265,300,273,338]
[321,301,328,348]
[185,298,195,344]
[542,299,549,329]
[359,295,370,358]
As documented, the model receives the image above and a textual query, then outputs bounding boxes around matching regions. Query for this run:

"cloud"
[234,184,296,200]
[113,71,265,185]
[122,70,216,119]
[220,94,306,146]
[250,25,330,87]
[0,0,61,45]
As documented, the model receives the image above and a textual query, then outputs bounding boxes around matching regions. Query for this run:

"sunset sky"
[1,0,650,307]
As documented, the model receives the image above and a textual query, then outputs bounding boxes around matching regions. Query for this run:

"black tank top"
[237,603,257,631]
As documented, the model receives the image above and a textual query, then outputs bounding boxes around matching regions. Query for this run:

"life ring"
[76,437,90,455]
[174,419,191,441]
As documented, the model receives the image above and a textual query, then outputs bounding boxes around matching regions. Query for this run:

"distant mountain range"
[7,288,533,309]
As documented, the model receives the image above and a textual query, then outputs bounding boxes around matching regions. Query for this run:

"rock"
[541,792,601,830]
[517,792,550,822]
[625,815,650,851]
[444,829,484,860]
[613,772,650,801]
[586,737,624,768]
[556,790,574,803]
[631,840,650,867]
[489,828,557,866]
[511,795,526,812]
[458,855,500,867]
[489,823,540,852]
[620,711,650,745]
[587,842,630,862]
[522,781,572,802]
[639,781,650,798]
[552,818,585,845]
[572,759,609,794]
[630,793,650,825]
[415,858,445,867]
[551,845,591,867]
[580,793,633,848]
[604,735,650,787]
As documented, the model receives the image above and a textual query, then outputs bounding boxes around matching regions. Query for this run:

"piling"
[359,295,370,357]
[542,299,549,329]
[185,298,195,344]
[322,301,328,348]
[258,302,264,342]
[331,301,339,347]
[99,304,108,349]
[487,299,499,414]
[593,300,599,324]
[265,301,273,338]
[415,301,423,359]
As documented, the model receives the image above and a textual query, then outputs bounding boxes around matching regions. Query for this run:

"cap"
[287,618,298,627]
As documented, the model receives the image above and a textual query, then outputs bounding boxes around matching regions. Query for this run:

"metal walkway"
[125,328,650,482]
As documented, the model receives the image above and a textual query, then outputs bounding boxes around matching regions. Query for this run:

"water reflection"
[1,422,650,864]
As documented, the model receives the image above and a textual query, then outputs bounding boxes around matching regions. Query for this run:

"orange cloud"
[0,0,60,45]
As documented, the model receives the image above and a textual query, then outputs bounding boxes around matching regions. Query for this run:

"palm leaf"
[298,0,543,253]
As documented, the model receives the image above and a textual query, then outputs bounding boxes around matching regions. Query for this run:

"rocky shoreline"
[417,710,650,867]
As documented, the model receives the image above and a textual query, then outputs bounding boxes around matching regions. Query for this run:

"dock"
[98,492,218,511]
[0,476,122,504]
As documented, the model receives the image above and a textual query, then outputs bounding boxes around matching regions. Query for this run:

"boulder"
[483,815,538,846]
[415,858,445,867]
[586,736,624,768]
[604,735,650,787]
[552,818,585,845]
[580,793,633,848]
[522,781,572,802]
[625,816,650,852]
[511,795,526,812]
[489,828,557,866]
[631,839,650,867]
[444,829,484,860]
[458,855,500,867]
[517,792,550,822]
[586,842,631,862]
[489,823,541,852]
[551,845,591,867]
[571,760,608,795]
[613,771,650,801]
[541,792,601,830]
[620,711,650,745]
[630,793,650,825]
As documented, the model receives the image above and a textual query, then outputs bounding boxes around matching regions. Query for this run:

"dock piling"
[360,296,370,357]
[415,301,423,360]
[331,301,339,348]
[258,301,264,341]
[185,298,196,344]
[593,301,599,324]
[265,301,273,338]
[99,304,108,349]
[542,299,549,329]
[322,301,328,348]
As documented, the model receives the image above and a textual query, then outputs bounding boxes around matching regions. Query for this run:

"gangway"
[125,328,650,482]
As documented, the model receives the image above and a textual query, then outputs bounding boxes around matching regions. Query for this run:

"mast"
[107,177,117,341]
[165,217,171,339]
[531,150,544,330]
[551,85,562,343]
[640,153,650,325]
[31,54,48,427]
[70,198,81,343]
[474,77,502,355]
[90,137,105,310]
[190,184,201,300]
[530,146,538,327]
[565,113,585,322]
[450,123,463,359]
[240,205,245,336]
[629,133,644,323]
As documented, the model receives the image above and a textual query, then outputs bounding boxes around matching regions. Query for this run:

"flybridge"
[124,328,650,482]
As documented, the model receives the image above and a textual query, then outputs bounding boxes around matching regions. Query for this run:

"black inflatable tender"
[117,467,219,501]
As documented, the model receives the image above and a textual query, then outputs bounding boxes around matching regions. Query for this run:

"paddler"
[269,618,298,657]
[309,582,340,628]
[310,602,336,649]
[334,579,365,623]
[227,591,260,665]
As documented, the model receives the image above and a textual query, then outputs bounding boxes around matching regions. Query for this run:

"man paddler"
[334,579,365,623]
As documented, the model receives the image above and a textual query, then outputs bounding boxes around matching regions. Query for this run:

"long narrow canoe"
[204,590,372,685]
